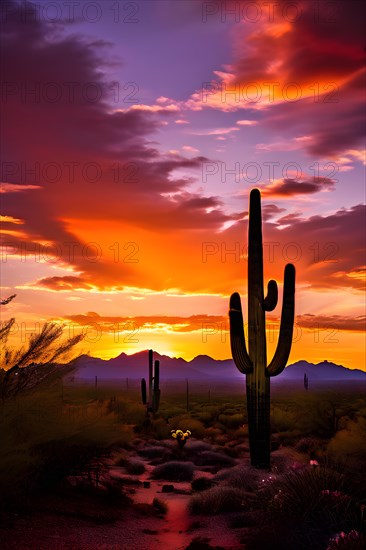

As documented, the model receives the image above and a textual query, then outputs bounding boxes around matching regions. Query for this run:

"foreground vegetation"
[0,378,365,548]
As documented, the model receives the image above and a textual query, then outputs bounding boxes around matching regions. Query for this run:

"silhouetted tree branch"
[0,294,16,306]
[0,295,84,401]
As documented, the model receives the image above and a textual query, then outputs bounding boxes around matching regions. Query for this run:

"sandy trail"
[0,449,246,549]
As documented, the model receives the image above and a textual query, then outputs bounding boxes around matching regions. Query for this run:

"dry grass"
[152,460,195,482]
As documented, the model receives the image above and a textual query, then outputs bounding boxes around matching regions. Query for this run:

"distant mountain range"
[73,351,366,381]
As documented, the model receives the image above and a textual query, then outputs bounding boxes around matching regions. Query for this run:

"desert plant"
[214,464,264,492]
[327,418,366,470]
[189,485,249,515]
[229,189,295,469]
[193,451,236,469]
[137,444,172,461]
[326,530,366,550]
[295,437,324,457]
[0,385,133,513]
[191,476,214,492]
[0,295,83,402]
[171,429,191,449]
[152,460,195,481]
[268,465,365,538]
[217,413,245,430]
[125,459,146,475]
[141,349,160,415]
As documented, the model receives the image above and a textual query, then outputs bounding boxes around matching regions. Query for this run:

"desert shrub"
[295,399,352,439]
[327,418,366,470]
[270,448,307,474]
[152,461,195,482]
[326,530,366,550]
[191,477,214,492]
[113,450,128,466]
[194,412,214,426]
[222,443,246,458]
[160,405,186,418]
[214,464,263,492]
[41,480,132,524]
[213,422,228,433]
[229,511,259,529]
[189,486,249,515]
[111,400,146,425]
[32,439,105,488]
[192,451,236,469]
[149,417,172,439]
[268,465,365,541]
[125,459,146,475]
[185,440,213,455]
[295,437,325,456]
[214,435,230,446]
[109,474,141,486]
[202,406,221,418]
[185,536,226,550]
[217,413,245,430]
[152,497,168,515]
[275,429,302,446]
[0,385,133,513]
[203,427,224,443]
[137,445,172,460]
[232,425,249,439]
[97,479,131,507]
[271,407,298,433]
[0,448,39,513]
[222,407,239,415]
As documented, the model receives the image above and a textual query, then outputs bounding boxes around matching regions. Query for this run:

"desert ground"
[1,379,365,549]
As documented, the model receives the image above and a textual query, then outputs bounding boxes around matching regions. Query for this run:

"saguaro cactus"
[141,349,160,414]
[229,189,295,469]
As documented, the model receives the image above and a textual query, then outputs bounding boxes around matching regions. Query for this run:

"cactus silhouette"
[141,349,160,414]
[229,189,295,469]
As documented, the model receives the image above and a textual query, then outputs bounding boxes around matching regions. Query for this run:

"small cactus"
[141,350,160,414]
[171,429,191,449]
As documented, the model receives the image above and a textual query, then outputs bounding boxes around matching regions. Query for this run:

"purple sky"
[1,0,365,366]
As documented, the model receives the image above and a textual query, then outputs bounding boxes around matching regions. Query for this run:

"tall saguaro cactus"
[141,349,160,414]
[229,189,295,469]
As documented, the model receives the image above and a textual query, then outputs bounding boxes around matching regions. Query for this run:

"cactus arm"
[141,378,147,405]
[229,292,253,374]
[263,280,278,311]
[266,264,295,377]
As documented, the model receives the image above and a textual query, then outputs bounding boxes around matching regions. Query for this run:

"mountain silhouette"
[73,351,366,381]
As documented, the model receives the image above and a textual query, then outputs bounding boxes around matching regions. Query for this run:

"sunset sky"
[1,0,365,369]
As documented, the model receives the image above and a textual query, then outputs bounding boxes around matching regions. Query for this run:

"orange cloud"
[184,0,365,157]
[261,177,336,197]
[296,314,366,333]
[59,311,365,336]
[61,313,228,334]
